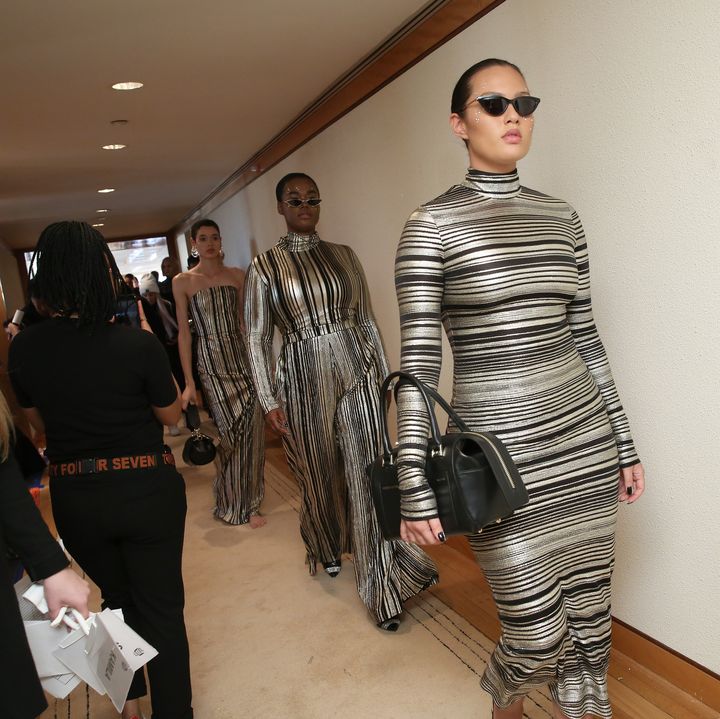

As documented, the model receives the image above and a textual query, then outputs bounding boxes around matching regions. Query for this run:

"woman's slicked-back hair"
[450,58,525,115]
[190,218,220,240]
[275,173,318,201]
[29,220,124,327]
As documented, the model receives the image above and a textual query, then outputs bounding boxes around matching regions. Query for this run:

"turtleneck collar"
[463,168,520,199]
[278,232,320,252]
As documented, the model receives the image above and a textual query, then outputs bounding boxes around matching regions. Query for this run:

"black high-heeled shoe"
[322,560,341,578]
[377,615,401,632]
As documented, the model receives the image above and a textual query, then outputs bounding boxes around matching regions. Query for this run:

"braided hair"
[29,221,124,328]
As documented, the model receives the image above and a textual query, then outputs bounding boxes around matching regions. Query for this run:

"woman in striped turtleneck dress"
[245,172,438,630]
[395,60,646,719]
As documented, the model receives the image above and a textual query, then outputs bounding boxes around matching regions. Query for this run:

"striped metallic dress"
[245,232,438,623]
[189,285,265,524]
[395,169,639,718]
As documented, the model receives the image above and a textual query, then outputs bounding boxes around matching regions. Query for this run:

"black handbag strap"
[379,371,442,459]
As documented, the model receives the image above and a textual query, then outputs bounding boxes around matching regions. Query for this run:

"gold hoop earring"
[190,247,199,258]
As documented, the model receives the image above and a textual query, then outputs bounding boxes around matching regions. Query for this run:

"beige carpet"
[39,428,494,719]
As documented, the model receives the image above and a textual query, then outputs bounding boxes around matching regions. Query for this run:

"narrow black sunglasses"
[466,94,541,117]
[282,198,322,208]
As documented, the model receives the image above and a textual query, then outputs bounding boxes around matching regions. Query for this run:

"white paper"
[94,609,157,671]
[40,673,82,699]
[86,609,158,712]
[22,604,155,710]
[53,632,106,696]
[24,621,74,678]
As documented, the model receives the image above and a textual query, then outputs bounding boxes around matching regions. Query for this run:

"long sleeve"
[349,249,390,378]
[244,262,280,413]
[394,208,444,520]
[567,211,640,467]
[0,454,68,582]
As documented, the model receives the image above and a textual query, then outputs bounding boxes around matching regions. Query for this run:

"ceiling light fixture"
[112,81,143,91]
[110,119,129,125]
[97,188,115,193]
[96,209,109,213]
[92,223,105,228]
[102,144,126,150]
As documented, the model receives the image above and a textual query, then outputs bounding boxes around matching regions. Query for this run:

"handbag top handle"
[380,371,470,461]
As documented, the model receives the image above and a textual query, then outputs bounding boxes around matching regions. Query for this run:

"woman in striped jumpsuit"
[395,60,645,718]
[245,172,438,629]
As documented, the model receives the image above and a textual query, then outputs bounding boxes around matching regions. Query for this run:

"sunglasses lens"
[306,198,321,207]
[477,96,508,116]
[285,199,303,207]
[515,96,540,116]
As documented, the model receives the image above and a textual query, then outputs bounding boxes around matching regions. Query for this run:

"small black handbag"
[182,404,217,466]
[367,371,529,539]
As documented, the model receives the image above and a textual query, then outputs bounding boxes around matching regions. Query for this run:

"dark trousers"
[165,341,185,393]
[50,465,193,719]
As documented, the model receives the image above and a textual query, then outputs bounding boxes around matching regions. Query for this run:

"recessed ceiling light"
[96,209,109,213]
[112,81,143,91]
[92,223,105,227]
[102,144,126,150]
[97,188,115,193]
[111,119,129,125]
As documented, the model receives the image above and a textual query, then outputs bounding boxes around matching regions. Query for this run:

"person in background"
[245,172,438,630]
[159,256,181,310]
[140,273,184,436]
[173,219,265,527]
[0,389,90,719]
[9,221,193,719]
[4,282,48,342]
[123,273,140,296]
[394,59,645,719]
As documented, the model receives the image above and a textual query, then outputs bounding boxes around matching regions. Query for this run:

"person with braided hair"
[9,221,193,719]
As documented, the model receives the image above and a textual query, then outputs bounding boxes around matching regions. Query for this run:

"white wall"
[211,0,720,671]
[0,245,26,320]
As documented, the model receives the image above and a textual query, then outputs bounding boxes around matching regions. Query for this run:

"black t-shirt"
[8,319,177,462]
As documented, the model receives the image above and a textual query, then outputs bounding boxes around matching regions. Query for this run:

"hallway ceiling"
[0,0,432,249]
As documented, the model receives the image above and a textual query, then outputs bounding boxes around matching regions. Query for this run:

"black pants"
[50,465,193,719]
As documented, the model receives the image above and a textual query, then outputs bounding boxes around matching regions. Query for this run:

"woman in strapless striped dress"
[395,60,646,719]
[174,219,265,527]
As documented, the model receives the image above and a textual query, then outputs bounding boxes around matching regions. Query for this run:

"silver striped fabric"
[245,233,438,622]
[395,169,640,718]
[189,285,265,524]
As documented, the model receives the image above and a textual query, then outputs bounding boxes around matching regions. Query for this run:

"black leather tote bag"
[367,371,529,539]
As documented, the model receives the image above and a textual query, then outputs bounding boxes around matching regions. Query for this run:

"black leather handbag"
[182,404,217,466]
[367,371,529,539]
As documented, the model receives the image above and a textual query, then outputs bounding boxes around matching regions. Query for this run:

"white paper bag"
[84,609,158,711]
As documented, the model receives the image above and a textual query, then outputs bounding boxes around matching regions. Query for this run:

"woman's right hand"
[400,518,446,546]
[181,383,197,410]
[43,567,91,621]
[265,408,291,437]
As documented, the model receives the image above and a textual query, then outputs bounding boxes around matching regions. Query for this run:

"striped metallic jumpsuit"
[395,169,640,718]
[245,232,438,623]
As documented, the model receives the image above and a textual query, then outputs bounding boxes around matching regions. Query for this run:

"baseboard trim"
[444,536,719,712]
[611,617,720,712]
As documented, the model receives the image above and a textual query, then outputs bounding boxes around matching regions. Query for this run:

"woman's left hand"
[400,518,446,545]
[619,462,645,504]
